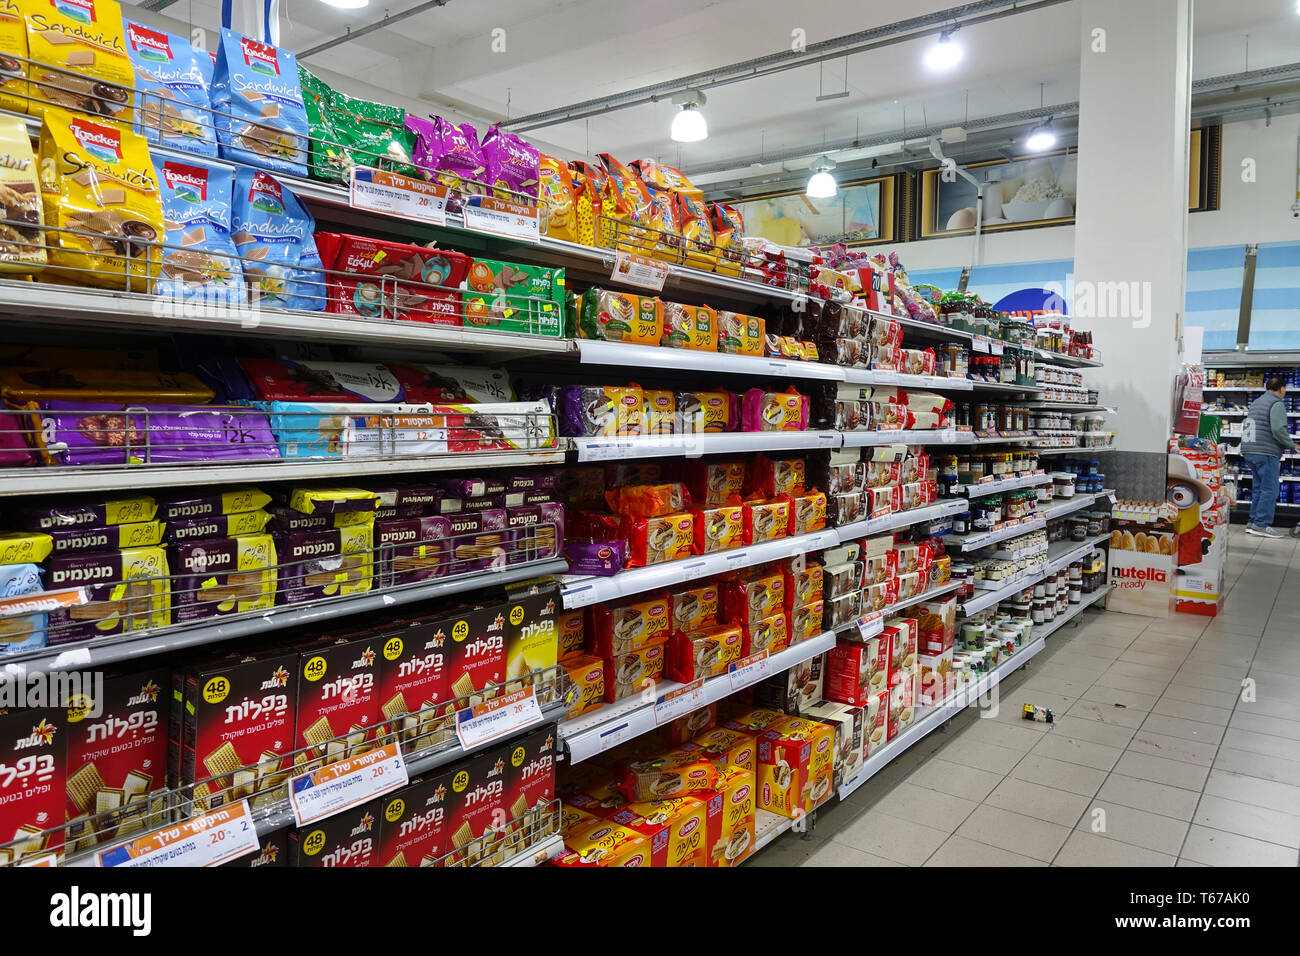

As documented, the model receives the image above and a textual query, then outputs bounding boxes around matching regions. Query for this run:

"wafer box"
[376,770,455,868]
[375,617,451,751]
[444,747,506,865]
[289,796,381,867]
[65,669,169,851]
[0,706,65,863]
[295,636,383,766]
[500,724,557,857]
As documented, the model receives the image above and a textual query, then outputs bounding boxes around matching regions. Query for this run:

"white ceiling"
[132,0,1300,175]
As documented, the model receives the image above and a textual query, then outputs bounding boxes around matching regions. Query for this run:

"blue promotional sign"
[994,288,1067,321]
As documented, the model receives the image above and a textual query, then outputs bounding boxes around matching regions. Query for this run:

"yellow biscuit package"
[0,115,45,272]
[0,0,26,114]
[38,114,161,289]
[537,154,577,243]
[22,0,133,122]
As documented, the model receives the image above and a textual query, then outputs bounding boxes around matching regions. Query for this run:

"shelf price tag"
[874,369,900,385]
[463,195,541,242]
[728,650,771,691]
[971,335,990,353]
[96,799,261,868]
[654,679,706,725]
[611,251,671,291]
[349,167,448,226]
[857,612,884,640]
[288,743,409,828]
[455,686,543,751]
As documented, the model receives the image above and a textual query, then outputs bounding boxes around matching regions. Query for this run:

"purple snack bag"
[445,508,508,572]
[563,539,626,576]
[480,125,540,201]
[506,501,565,563]
[35,402,279,466]
[405,115,486,209]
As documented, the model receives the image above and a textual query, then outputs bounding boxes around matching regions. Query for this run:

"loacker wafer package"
[0,114,45,273]
[153,154,245,304]
[0,562,47,654]
[125,21,217,156]
[211,28,308,176]
[230,167,325,310]
[64,669,168,851]
[38,114,163,289]
[21,0,133,122]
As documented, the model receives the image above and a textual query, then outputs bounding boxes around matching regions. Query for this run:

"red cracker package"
[784,558,823,608]
[444,747,507,865]
[744,611,791,656]
[588,591,671,657]
[295,636,383,768]
[624,511,694,566]
[314,233,471,326]
[723,570,786,627]
[374,618,451,752]
[668,625,745,683]
[606,482,690,518]
[752,455,806,498]
[65,669,169,851]
[742,499,790,545]
[0,706,65,862]
[684,459,746,506]
[179,650,299,813]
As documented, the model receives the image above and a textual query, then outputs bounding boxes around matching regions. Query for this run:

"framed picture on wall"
[919,150,1079,239]
[731,174,899,247]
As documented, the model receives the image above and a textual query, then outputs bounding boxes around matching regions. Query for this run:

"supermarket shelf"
[570,430,841,461]
[1033,584,1112,640]
[1039,350,1102,369]
[837,581,962,632]
[1024,402,1114,413]
[0,279,573,356]
[1044,533,1111,575]
[1225,473,1300,482]
[1204,386,1266,393]
[841,368,975,391]
[841,428,974,447]
[836,635,1046,801]
[750,809,794,855]
[1223,449,1300,460]
[949,516,1047,552]
[1035,444,1118,456]
[558,631,837,763]
[575,339,845,382]
[889,314,973,344]
[0,448,567,497]
[1039,490,1115,521]
[1233,500,1300,508]
[951,472,1052,496]
[962,564,1046,615]
[968,433,1040,445]
[559,528,840,609]
[3,558,570,675]
[834,499,968,542]
[501,832,565,867]
[967,380,1043,394]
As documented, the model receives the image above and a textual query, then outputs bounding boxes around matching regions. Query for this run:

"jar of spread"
[1031,598,1046,623]
[952,510,971,536]
[1053,473,1076,498]
[962,620,988,651]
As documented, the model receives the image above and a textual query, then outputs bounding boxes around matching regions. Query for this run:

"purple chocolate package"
[436,477,506,498]
[563,539,626,576]
[18,497,158,531]
[405,115,487,206]
[480,125,539,201]
[505,502,565,563]
[375,515,451,586]
[434,493,507,515]
[275,525,374,605]
[35,403,278,466]
[374,486,442,513]
[165,510,273,544]
[171,534,277,622]
[46,546,171,645]
[160,489,272,521]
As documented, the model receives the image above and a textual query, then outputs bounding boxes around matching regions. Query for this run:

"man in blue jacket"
[1241,375,1296,537]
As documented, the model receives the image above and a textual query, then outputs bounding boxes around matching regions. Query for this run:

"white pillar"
[1072,0,1192,458]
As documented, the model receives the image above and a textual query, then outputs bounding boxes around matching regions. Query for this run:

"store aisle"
[754,526,1300,868]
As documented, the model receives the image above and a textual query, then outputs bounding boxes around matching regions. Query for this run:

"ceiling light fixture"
[670,90,708,142]
[807,155,837,198]
[924,26,963,71]
[1025,117,1057,152]
[319,0,370,7]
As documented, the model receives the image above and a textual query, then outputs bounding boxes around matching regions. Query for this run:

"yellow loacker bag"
[0,0,27,114]
[39,113,162,289]
[21,0,133,122]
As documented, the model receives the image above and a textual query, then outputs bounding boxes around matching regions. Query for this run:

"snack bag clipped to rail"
[153,153,245,304]
[298,64,345,179]
[211,28,309,177]
[124,20,217,156]
[0,114,45,273]
[330,89,416,177]
[480,123,538,201]
[676,189,716,271]
[567,159,604,247]
[537,154,577,242]
[0,0,28,114]
[596,153,653,254]
[710,202,745,277]
[38,114,162,289]
[230,166,325,310]
[21,0,134,122]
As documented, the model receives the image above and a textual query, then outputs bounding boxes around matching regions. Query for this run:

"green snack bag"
[330,91,416,177]
[462,258,564,337]
[299,65,349,181]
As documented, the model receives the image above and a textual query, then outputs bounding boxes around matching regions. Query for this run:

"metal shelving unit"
[948,515,1048,552]
[570,430,842,462]
[835,581,962,634]
[558,631,836,763]
[1033,584,1112,640]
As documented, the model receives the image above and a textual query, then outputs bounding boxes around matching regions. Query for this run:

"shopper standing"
[1241,375,1296,537]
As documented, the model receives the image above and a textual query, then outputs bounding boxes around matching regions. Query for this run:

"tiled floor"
[753,525,1300,867]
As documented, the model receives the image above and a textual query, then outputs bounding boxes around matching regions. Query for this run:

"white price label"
[611,251,670,291]
[288,743,409,828]
[463,195,541,242]
[874,370,900,385]
[655,680,707,725]
[681,560,710,582]
[579,438,638,462]
[728,650,772,691]
[349,167,448,225]
[990,340,1005,356]
[858,612,884,640]
[455,686,544,751]
[96,800,260,868]
[972,336,990,353]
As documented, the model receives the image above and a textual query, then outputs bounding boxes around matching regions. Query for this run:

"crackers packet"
[211,28,309,177]
[124,20,217,156]
[154,153,245,304]
[38,114,162,289]
[22,0,133,122]
[0,114,45,272]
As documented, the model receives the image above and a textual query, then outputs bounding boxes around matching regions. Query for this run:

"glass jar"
[1068,516,1089,541]
[1006,493,1028,521]
[1045,575,1058,597]
[997,405,1015,433]
[1043,599,1056,622]
[999,353,1017,384]
[952,510,971,536]
[1031,599,1046,623]
[1053,473,1076,498]
[1069,583,1082,604]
